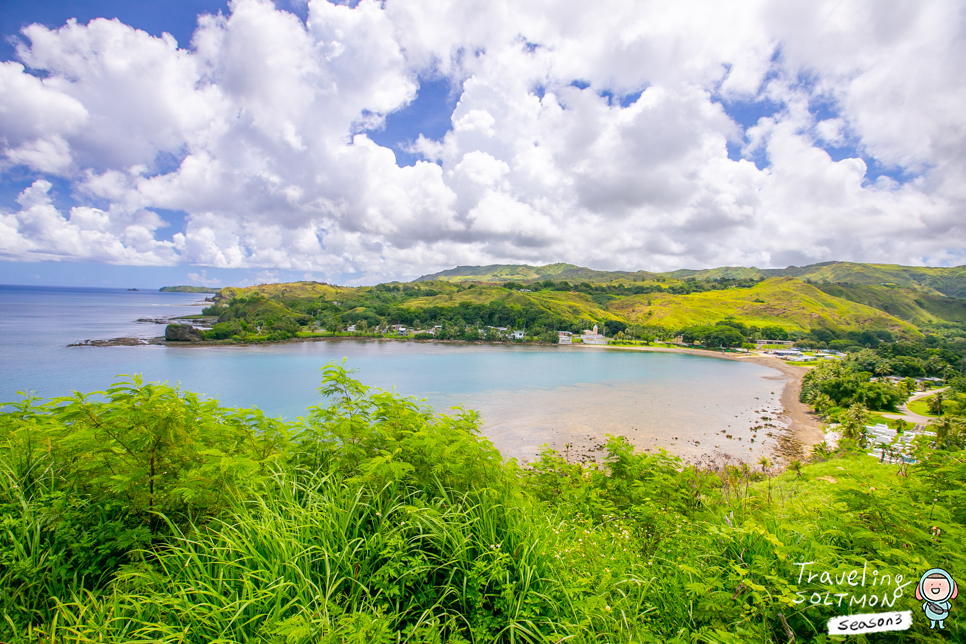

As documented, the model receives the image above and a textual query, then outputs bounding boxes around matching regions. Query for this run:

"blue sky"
[1,0,963,287]
[0,0,466,287]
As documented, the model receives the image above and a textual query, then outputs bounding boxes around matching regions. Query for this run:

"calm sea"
[0,285,788,463]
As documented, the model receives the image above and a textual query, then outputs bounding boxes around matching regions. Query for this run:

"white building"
[510,330,525,340]
[558,331,573,344]
[581,324,608,345]
[755,339,794,346]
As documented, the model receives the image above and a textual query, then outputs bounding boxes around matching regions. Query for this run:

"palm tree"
[757,456,772,474]
[935,415,965,449]
[841,403,869,445]
[929,391,944,416]
[757,456,773,503]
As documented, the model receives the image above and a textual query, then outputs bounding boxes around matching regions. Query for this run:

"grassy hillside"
[402,285,626,325]
[815,283,966,326]
[666,266,767,281]
[3,369,965,642]
[194,263,966,345]
[218,280,357,301]
[158,285,220,293]
[418,261,966,298]
[773,261,966,298]
[609,277,921,335]
[415,263,660,284]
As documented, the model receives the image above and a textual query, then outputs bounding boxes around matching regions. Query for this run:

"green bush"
[2,364,965,642]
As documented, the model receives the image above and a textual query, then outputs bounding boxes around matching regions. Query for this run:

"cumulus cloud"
[0,0,964,282]
[0,179,180,264]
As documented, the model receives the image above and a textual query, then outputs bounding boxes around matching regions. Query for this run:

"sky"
[1,0,965,289]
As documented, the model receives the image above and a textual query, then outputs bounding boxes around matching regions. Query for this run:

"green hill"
[670,261,966,298]
[770,261,966,298]
[159,285,220,293]
[814,283,966,326]
[199,262,966,344]
[418,261,966,298]
[610,277,920,335]
[415,263,659,284]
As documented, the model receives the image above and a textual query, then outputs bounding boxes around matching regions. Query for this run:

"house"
[346,324,356,332]
[558,331,573,344]
[755,339,794,346]
[510,330,525,340]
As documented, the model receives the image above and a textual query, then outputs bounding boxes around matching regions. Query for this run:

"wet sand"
[567,345,825,461]
[421,345,823,467]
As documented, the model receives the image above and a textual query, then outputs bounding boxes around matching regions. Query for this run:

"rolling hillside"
[608,277,920,335]
[673,261,966,298]
[199,261,966,343]
[414,263,660,284]
[814,283,966,326]
[420,261,966,298]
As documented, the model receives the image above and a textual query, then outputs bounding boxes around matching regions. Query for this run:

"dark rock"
[69,336,164,347]
[165,323,205,342]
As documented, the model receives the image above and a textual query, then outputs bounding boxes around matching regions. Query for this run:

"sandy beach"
[571,344,826,460]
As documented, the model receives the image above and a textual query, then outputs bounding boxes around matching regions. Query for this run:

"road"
[880,386,947,426]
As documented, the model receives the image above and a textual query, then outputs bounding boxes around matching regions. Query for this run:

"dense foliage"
[800,360,906,412]
[188,270,949,347]
[679,319,790,348]
[2,365,965,642]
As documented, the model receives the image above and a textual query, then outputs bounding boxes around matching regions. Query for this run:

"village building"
[581,324,608,345]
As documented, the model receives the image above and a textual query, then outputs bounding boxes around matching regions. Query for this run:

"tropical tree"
[840,403,869,445]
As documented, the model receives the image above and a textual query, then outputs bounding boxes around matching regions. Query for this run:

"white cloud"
[187,269,221,286]
[0,0,964,282]
[0,180,180,264]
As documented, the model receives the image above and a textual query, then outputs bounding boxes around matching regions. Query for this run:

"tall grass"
[3,367,965,642]
[44,468,574,643]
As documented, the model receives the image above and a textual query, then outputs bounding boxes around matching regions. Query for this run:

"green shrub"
[3,364,965,643]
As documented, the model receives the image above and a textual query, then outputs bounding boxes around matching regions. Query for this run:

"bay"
[0,285,789,463]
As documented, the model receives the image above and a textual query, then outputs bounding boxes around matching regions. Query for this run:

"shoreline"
[72,333,824,461]
[543,343,826,461]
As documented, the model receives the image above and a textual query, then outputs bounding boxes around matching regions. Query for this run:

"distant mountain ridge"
[416,261,966,299]
[159,285,220,293]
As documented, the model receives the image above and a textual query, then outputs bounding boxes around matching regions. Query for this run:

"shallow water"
[0,285,789,463]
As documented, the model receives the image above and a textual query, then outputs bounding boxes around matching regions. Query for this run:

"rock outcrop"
[165,324,205,342]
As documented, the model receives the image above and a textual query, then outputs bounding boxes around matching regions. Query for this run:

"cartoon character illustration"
[916,568,958,629]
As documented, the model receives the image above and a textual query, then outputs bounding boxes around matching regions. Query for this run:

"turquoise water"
[0,285,789,463]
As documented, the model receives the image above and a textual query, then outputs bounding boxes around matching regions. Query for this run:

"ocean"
[0,285,789,463]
